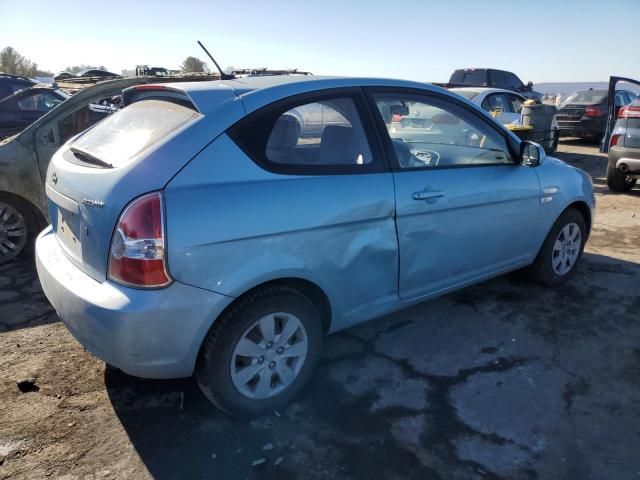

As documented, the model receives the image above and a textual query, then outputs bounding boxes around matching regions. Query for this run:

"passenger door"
[368,90,542,300]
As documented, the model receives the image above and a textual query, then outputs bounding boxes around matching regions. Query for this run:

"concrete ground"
[1,140,639,480]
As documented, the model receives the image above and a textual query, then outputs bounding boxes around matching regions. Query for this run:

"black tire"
[0,194,40,264]
[195,284,323,418]
[606,165,637,192]
[527,208,586,287]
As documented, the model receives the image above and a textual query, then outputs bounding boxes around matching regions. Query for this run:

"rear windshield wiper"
[69,146,113,169]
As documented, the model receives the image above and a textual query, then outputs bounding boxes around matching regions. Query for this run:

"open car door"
[600,76,640,153]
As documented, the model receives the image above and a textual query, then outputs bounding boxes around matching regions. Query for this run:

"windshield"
[70,100,199,168]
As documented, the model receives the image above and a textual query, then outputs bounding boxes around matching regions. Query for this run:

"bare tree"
[0,46,52,77]
[180,56,207,73]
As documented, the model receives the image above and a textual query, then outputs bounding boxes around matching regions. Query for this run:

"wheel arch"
[566,200,592,237]
[0,190,48,230]
[194,276,333,375]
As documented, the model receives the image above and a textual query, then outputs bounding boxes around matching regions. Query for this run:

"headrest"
[267,114,301,150]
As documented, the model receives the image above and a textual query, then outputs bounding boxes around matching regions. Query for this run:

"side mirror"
[521,141,545,167]
[527,81,533,88]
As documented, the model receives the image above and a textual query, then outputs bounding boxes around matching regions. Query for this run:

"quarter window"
[230,93,379,173]
[373,93,513,169]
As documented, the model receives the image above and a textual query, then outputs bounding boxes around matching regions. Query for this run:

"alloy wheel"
[230,312,308,399]
[552,222,581,276]
[0,201,27,261]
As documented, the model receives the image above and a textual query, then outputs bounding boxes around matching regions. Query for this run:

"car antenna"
[197,40,235,80]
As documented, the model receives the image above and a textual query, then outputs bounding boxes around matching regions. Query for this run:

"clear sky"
[0,0,637,83]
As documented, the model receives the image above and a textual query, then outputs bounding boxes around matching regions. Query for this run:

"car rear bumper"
[35,227,234,379]
[556,118,604,137]
[608,145,640,174]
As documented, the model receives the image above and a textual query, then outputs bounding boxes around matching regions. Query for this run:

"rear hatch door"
[45,86,244,281]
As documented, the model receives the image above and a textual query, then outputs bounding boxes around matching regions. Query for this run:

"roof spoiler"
[122,84,197,110]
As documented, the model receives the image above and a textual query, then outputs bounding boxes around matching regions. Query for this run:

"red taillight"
[610,134,622,147]
[108,192,171,288]
[618,105,640,118]
[584,105,602,117]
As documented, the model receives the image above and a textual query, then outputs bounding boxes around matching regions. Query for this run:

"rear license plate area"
[56,208,82,259]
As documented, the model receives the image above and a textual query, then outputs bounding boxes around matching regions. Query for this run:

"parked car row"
[53,69,120,81]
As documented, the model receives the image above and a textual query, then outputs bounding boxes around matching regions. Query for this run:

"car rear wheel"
[0,198,32,263]
[527,208,586,286]
[606,165,637,192]
[196,284,323,417]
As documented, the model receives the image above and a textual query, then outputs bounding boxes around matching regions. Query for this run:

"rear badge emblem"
[82,199,105,208]
[51,172,58,184]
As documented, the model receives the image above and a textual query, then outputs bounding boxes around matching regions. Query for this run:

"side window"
[504,73,523,90]
[615,92,625,107]
[481,94,510,113]
[231,95,378,172]
[17,92,64,112]
[373,93,513,169]
[508,94,524,114]
[490,71,505,88]
[56,101,115,144]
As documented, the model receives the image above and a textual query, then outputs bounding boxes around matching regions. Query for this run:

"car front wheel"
[527,208,586,286]
[196,284,323,417]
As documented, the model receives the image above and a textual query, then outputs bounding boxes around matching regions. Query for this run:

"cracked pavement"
[1,141,639,479]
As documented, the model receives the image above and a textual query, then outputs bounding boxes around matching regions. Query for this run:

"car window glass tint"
[373,93,512,169]
[508,94,523,113]
[17,92,63,112]
[491,71,505,88]
[481,94,510,113]
[266,98,372,166]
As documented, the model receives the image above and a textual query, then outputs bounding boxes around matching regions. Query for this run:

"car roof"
[450,87,521,96]
[161,75,450,114]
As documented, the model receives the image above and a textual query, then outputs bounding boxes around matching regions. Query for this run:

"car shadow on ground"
[0,258,56,332]
[104,252,640,480]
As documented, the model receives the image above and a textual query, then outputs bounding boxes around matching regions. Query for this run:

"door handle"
[412,190,445,201]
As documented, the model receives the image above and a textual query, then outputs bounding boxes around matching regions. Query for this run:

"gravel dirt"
[1,140,639,480]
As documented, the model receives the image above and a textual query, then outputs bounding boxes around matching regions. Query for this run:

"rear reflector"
[108,192,172,288]
[610,134,622,147]
[618,106,640,118]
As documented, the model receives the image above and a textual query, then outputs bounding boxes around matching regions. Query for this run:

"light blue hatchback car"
[36,76,595,416]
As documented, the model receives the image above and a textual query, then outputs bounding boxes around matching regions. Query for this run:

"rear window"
[70,100,198,168]
[453,90,479,100]
[563,90,607,105]
[450,70,488,86]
